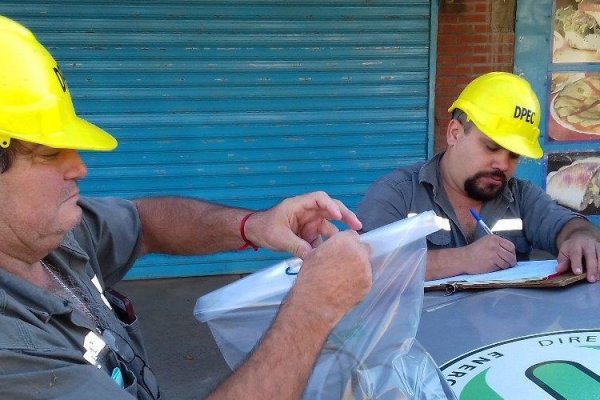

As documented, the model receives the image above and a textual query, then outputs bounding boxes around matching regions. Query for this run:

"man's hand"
[207,230,371,400]
[244,191,362,259]
[555,218,600,283]
[462,235,517,274]
[288,230,372,326]
[556,234,600,282]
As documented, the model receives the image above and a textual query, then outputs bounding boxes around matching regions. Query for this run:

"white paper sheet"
[424,259,559,288]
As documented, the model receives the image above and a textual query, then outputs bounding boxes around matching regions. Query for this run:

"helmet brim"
[488,131,543,159]
[52,117,118,151]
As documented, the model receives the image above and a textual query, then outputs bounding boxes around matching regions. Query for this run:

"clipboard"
[424,272,587,295]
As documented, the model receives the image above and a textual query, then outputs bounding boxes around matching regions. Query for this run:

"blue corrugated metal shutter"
[2,1,434,278]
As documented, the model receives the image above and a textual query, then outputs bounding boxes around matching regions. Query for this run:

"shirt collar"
[0,230,90,316]
[59,231,90,260]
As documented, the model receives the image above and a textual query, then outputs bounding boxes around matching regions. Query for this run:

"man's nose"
[63,150,88,179]
[491,150,511,171]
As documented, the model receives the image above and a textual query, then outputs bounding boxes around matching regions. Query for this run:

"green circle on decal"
[441,329,600,399]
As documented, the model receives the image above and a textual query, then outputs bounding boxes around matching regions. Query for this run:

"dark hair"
[451,108,474,133]
[0,140,31,173]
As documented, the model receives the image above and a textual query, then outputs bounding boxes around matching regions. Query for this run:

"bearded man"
[357,72,600,282]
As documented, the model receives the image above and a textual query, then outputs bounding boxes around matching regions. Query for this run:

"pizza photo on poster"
[546,152,600,215]
[553,0,600,63]
[547,72,600,141]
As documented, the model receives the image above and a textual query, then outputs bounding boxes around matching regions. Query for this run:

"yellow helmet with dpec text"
[0,16,117,150]
[448,72,542,159]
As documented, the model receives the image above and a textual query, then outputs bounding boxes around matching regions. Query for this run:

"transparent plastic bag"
[194,211,457,399]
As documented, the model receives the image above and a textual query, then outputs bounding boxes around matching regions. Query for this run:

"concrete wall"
[434,0,516,153]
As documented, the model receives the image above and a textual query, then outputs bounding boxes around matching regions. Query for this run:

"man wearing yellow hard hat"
[358,71,600,282]
[0,15,372,399]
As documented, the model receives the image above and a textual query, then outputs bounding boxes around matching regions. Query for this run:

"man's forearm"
[134,197,249,256]
[207,294,336,400]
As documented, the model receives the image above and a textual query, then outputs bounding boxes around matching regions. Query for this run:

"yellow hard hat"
[0,16,117,150]
[448,72,542,159]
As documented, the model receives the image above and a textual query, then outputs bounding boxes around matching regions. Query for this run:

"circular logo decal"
[441,329,600,399]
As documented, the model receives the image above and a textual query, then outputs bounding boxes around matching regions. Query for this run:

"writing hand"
[462,235,517,274]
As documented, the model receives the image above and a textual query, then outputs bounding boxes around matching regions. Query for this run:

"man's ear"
[446,119,464,147]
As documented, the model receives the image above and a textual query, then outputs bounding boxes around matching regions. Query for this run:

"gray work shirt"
[0,197,159,400]
[357,152,581,258]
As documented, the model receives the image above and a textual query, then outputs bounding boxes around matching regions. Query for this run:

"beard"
[464,171,507,201]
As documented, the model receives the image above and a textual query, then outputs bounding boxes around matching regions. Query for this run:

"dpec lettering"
[513,105,535,124]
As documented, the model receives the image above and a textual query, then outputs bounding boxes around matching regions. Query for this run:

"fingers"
[331,199,362,231]
[469,235,516,272]
[497,237,516,254]
[317,220,339,239]
[554,259,570,274]
[491,237,516,270]
[311,192,343,221]
[557,238,600,282]
[496,245,517,269]
[495,260,513,270]
[568,246,584,276]
[592,241,600,280]
[555,249,571,274]
[299,192,362,231]
[560,243,586,277]
[253,191,359,257]
[583,245,598,282]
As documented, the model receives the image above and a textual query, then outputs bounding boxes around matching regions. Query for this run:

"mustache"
[474,170,507,183]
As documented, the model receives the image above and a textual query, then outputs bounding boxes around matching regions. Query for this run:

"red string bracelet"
[238,212,259,251]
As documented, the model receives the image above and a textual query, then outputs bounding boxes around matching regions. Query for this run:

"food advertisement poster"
[546,152,600,215]
[550,2,600,142]
[553,0,600,64]
[548,72,600,141]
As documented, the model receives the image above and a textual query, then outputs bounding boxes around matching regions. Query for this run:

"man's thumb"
[286,235,312,259]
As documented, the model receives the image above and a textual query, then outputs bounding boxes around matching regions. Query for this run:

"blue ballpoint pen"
[469,208,494,235]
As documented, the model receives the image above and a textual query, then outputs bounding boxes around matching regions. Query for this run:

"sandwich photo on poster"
[547,72,600,141]
[553,0,600,63]
[546,152,600,215]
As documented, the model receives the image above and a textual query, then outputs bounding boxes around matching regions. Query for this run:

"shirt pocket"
[0,320,37,351]
[103,351,138,394]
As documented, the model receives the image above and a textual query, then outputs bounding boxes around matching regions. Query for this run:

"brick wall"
[434,0,516,154]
